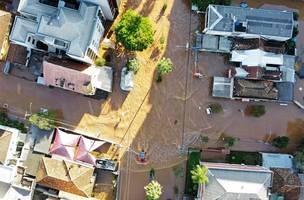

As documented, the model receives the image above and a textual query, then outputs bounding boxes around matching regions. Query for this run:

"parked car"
[120,67,134,91]
[206,107,212,115]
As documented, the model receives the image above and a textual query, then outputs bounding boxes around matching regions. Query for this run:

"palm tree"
[191,165,209,200]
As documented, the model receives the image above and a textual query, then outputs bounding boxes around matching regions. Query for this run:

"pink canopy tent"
[75,136,105,165]
[49,128,80,160]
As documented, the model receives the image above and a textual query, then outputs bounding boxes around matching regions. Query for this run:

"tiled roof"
[0,130,12,165]
[36,157,95,197]
[272,168,301,200]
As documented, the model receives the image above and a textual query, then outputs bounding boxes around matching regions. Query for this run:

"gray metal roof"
[277,82,294,102]
[261,153,294,169]
[203,164,272,200]
[212,77,233,98]
[207,5,293,38]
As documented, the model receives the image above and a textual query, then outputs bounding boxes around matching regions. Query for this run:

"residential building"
[10,0,108,64]
[0,125,36,200]
[49,128,113,166]
[204,5,294,41]
[212,77,294,102]
[199,162,273,200]
[42,56,113,95]
[0,10,11,60]
[261,153,300,200]
[35,156,96,198]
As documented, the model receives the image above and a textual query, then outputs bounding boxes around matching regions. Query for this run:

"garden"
[226,151,262,166]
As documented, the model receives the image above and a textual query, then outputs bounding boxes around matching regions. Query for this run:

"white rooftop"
[10,17,37,43]
[90,66,113,92]
[261,153,294,169]
[231,49,284,67]
[12,1,101,58]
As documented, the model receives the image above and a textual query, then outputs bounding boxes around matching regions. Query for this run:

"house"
[0,10,11,60]
[49,128,113,166]
[0,165,35,200]
[261,153,300,200]
[0,125,36,200]
[204,5,294,41]
[0,125,20,166]
[42,57,113,95]
[10,0,108,64]
[199,162,273,200]
[35,156,96,198]
[212,76,294,102]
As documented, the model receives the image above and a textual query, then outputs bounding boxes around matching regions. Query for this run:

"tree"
[29,110,56,131]
[156,57,173,82]
[295,151,304,172]
[192,0,231,12]
[271,136,289,149]
[209,103,223,113]
[223,135,237,148]
[245,105,266,117]
[191,165,209,199]
[115,10,154,51]
[144,180,162,200]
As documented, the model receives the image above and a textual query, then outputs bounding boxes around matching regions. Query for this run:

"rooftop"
[261,153,294,169]
[201,162,272,200]
[36,157,95,197]
[272,168,301,200]
[43,58,113,94]
[206,5,294,39]
[212,77,233,98]
[12,1,101,58]
[233,78,279,100]
[231,49,284,67]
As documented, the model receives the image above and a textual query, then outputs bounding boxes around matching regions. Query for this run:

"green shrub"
[95,57,106,67]
[0,112,27,133]
[156,57,173,82]
[160,36,165,45]
[127,58,140,73]
[246,105,266,117]
[144,180,162,200]
[272,136,289,149]
[293,26,299,38]
[293,12,299,21]
[209,103,223,113]
[29,110,56,131]
[223,136,237,148]
[192,0,231,12]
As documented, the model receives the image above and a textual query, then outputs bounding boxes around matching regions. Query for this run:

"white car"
[206,107,212,115]
[120,67,134,91]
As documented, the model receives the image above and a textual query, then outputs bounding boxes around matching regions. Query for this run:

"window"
[27,37,31,43]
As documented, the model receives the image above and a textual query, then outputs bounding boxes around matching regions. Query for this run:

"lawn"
[185,149,201,196]
[226,151,262,166]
